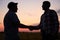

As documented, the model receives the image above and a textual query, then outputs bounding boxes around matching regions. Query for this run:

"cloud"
[0,23,1,24]
[56,9,60,14]
[31,23,39,26]
[0,23,4,32]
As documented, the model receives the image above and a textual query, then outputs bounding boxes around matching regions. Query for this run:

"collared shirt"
[40,10,59,34]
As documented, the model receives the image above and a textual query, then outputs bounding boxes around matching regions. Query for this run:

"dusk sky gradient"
[0,0,60,32]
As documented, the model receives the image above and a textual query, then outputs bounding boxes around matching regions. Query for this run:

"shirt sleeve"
[10,13,20,27]
[48,10,59,33]
[51,11,59,33]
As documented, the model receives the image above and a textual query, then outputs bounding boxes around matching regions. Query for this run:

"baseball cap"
[8,2,18,9]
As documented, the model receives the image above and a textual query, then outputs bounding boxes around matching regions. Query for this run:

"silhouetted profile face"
[42,1,50,10]
[8,2,18,12]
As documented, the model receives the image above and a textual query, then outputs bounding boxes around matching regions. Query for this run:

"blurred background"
[0,0,60,32]
[0,0,60,40]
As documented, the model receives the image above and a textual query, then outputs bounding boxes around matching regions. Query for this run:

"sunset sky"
[0,0,60,32]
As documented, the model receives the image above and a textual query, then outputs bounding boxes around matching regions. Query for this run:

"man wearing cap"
[4,2,30,40]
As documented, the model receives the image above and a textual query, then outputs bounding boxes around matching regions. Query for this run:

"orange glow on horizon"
[0,24,4,32]
[0,23,40,32]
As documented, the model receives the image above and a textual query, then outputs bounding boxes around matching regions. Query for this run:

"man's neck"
[45,9,49,12]
[9,10,16,13]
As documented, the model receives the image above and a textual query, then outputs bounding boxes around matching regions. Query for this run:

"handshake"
[28,26,34,31]
[20,24,40,31]
[28,26,39,31]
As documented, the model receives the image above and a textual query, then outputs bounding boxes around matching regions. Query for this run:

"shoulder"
[49,9,58,18]
[50,9,57,14]
[7,11,17,19]
[49,9,57,15]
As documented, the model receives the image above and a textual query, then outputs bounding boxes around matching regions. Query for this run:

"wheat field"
[0,32,60,40]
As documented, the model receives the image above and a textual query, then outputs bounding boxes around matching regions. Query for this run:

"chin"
[42,9,44,10]
[43,8,46,10]
[15,10,17,12]
[42,8,44,10]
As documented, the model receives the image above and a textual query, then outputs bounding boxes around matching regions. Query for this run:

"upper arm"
[10,14,20,26]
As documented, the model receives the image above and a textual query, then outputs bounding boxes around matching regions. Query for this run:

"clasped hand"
[28,26,35,31]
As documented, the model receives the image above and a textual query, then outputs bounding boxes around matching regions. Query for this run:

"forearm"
[29,26,40,30]
[33,26,40,30]
[19,24,29,28]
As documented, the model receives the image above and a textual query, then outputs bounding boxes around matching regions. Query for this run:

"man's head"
[42,1,50,10]
[7,2,18,12]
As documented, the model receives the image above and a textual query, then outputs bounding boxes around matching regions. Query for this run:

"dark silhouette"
[4,2,30,40]
[29,1,59,40]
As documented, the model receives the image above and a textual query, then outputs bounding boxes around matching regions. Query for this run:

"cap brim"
[15,3,18,5]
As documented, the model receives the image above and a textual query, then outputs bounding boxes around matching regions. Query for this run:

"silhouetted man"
[4,2,30,40]
[41,1,59,40]
[29,1,59,40]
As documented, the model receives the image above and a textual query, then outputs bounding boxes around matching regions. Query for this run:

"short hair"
[7,2,18,9]
[43,1,50,7]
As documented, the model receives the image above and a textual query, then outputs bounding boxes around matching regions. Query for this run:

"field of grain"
[0,32,60,40]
